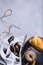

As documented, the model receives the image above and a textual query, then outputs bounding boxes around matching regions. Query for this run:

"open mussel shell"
[21,36,43,65]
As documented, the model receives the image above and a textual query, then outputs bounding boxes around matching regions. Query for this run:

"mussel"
[10,42,21,57]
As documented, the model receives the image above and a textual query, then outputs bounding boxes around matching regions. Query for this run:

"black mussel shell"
[15,58,20,62]
[10,42,21,57]
[3,48,7,54]
[8,36,14,43]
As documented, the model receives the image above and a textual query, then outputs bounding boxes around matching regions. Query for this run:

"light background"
[0,0,43,39]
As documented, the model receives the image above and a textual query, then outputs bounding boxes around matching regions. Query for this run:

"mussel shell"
[21,36,43,65]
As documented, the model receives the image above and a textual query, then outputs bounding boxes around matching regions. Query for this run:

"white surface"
[0,0,42,38]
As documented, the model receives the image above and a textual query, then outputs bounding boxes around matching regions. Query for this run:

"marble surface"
[0,0,42,38]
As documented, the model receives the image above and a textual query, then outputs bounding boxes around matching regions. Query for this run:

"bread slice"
[29,36,43,52]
